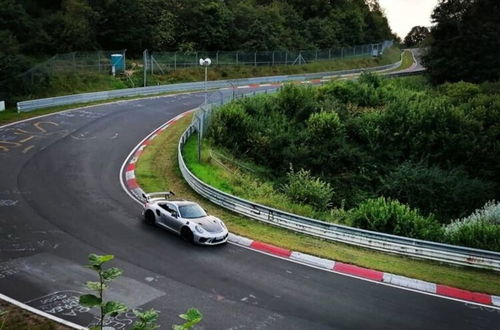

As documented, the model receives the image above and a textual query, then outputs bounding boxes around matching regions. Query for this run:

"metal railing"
[178,87,500,272]
[17,56,402,113]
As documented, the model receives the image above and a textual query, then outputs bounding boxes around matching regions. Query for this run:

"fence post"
[216,51,219,65]
[236,52,239,65]
[174,52,177,71]
[254,52,257,67]
[143,49,148,87]
[98,52,101,72]
[315,50,318,61]
[328,49,331,60]
[72,52,76,72]
[272,51,275,66]
[123,50,127,71]
[341,47,344,58]
[151,55,154,76]
[285,51,288,65]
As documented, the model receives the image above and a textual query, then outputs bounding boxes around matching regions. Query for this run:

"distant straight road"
[1,84,498,328]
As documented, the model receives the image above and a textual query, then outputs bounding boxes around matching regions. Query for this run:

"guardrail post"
[254,52,257,67]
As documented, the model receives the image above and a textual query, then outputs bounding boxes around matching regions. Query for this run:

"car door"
[166,203,183,232]
[157,203,179,232]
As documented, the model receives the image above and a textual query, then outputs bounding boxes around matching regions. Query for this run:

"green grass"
[183,137,339,222]
[386,50,414,73]
[0,300,69,330]
[135,113,500,296]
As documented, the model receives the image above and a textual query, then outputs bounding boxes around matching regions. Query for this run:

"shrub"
[440,81,480,104]
[282,167,333,211]
[208,102,254,153]
[358,71,382,88]
[320,80,381,107]
[444,202,500,251]
[379,162,495,221]
[350,197,443,241]
[276,83,319,122]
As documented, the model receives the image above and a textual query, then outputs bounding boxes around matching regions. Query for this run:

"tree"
[423,0,500,83]
[403,26,430,47]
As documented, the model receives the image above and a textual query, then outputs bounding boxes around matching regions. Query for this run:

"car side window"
[166,203,178,216]
[159,204,169,212]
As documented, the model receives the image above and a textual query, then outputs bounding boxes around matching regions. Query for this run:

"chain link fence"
[16,50,127,87]
[146,41,393,72]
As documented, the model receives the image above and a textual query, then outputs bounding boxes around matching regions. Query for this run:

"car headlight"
[195,225,205,234]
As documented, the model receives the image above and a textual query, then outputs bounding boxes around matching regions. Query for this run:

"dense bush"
[282,167,334,211]
[379,162,494,221]
[207,76,499,249]
[350,197,443,241]
[208,102,254,154]
[444,202,500,251]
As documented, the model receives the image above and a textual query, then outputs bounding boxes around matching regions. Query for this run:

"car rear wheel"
[181,227,194,243]
[144,210,155,225]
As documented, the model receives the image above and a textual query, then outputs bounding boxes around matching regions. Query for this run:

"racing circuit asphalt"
[1,87,499,329]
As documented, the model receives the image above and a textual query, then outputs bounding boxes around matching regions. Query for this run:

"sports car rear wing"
[142,191,175,202]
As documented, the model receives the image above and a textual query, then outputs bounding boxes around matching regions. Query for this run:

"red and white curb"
[121,110,500,310]
[230,233,500,307]
[121,110,195,202]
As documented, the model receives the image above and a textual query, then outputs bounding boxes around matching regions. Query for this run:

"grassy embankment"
[0,299,70,330]
[135,113,500,296]
[1,47,403,126]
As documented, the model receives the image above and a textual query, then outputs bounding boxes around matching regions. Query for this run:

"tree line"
[1,0,393,56]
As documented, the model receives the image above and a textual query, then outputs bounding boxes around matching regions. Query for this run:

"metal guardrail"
[177,84,500,272]
[17,57,402,112]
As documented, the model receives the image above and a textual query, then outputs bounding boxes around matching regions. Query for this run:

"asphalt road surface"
[1,87,499,329]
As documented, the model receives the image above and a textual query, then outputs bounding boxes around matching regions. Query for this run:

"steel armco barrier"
[178,93,500,272]
[17,57,403,113]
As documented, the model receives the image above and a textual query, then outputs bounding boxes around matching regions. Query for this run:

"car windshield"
[178,204,207,219]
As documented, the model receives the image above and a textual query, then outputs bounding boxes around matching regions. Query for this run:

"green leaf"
[103,301,128,317]
[133,309,160,322]
[79,294,102,307]
[88,253,114,267]
[184,308,202,321]
[174,308,202,329]
[86,281,106,291]
[132,309,160,330]
[102,267,123,281]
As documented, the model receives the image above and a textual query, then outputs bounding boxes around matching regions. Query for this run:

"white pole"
[204,66,208,105]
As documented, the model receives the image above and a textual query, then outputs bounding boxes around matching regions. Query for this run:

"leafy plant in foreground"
[133,309,161,330]
[79,254,128,330]
[173,308,203,330]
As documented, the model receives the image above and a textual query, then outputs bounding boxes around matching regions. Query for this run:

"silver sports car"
[142,192,228,245]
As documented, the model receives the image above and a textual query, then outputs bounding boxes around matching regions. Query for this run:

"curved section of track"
[1,88,499,329]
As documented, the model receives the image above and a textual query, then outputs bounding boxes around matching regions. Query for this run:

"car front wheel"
[144,210,155,225]
[180,227,194,243]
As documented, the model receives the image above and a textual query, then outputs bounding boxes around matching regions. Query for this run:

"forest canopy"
[0,0,393,55]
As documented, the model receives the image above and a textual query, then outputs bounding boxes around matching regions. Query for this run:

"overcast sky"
[378,0,438,39]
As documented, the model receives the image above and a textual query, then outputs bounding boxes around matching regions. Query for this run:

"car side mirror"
[171,211,178,218]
